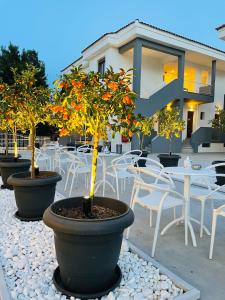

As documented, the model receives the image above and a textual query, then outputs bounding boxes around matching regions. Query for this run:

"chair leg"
[200,201,206,238]
[126,200,135,240]
[115,175,119,200]
[173,207,176,220]
[209,211,218,259]
[69,173,76,197]
[151,210,162,257]
[64,172,70,191]
[150,210,153,227]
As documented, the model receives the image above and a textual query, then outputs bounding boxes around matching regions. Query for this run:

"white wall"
[140,54,164,99]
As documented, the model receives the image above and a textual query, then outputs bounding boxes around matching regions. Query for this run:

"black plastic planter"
[137,150,148,167]
[158,154,181,167]
[0,158,30,189]
[212,160,225,186]
[7,171,62,221]
[0,153,19,176]
[43,197,134,299]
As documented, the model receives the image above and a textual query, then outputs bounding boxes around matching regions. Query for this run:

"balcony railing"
[183,80,212,95]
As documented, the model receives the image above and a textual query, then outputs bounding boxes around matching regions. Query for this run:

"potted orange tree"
[135,114,156,166]
[7,66,61,220]
[157,106,185,167]
[43,66,137,298]
[0,81,29,188]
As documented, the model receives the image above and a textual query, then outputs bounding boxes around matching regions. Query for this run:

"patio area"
[1,149,225,299]
[12,149,224,299]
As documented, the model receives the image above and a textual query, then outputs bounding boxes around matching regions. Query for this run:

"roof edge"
[61,56,83,72]
[216,24,225,31]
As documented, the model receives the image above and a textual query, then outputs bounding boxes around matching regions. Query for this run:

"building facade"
[62,20,225,153]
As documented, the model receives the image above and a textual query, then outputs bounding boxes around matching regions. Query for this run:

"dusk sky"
[1,0,225,85]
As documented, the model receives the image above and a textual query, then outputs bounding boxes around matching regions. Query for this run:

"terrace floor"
[22,151,225,299]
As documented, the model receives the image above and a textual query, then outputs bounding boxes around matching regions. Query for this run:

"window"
[200,112,205,120]
[201,70,209,85]
[98,58,105,75]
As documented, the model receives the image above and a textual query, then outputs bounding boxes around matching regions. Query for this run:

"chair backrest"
[130,165,175,188]
[134,157,164,172]
[77,145,92,153]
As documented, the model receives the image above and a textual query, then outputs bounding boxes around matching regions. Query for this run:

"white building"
[62,20,225,153]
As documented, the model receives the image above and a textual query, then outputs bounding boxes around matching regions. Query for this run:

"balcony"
[183,80,213,103]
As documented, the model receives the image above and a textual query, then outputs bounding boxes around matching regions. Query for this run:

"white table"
[164,167,215,247]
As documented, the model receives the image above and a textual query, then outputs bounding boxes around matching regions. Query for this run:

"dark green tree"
[0,43,47,87]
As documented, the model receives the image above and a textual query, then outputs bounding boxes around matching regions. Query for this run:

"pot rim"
[7,171,62,187]
[43,197,134,235]
[0,158,31,167]
[157,154,181,158]
[50,196,130,222]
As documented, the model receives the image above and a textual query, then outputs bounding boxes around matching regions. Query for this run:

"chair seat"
[135,191,183,211]
[107,169,135,179]
[190,186,225,201]
[71,166,91,174]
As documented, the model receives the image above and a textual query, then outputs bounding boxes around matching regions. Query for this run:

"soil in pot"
[57,205,120,219]
[0,158,30,189]
[212,160,225,186]
[7,171,62,221]
[43,197,134,299]
[158,154,181,167]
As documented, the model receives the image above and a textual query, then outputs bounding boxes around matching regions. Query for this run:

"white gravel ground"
[0,188,183,300]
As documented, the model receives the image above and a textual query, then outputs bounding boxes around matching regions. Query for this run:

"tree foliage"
[158,107,185,140]
[135,115,156,150]
[0,43,47,87]
[0,66,51,177]
[51,66,138,201]
[211,106,225,133]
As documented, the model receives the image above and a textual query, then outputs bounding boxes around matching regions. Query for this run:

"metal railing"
[0,132,49,150]
[183,80,212,95]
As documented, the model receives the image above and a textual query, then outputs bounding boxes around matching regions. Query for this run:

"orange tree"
[158,107,185,155]
[51,66,137,205]
[7,66,51,177]
[135,115,156,150]
[0,80,26,157]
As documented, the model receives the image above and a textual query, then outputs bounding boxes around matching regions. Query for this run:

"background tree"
[135,115,156,150]
[9,65,51,178]
[211,106,225,133]
[158,107,185,155]
[0,43,47,87]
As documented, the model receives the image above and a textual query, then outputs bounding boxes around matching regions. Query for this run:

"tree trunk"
[169,137,172,156]
[13,126,18,158]
[89,133,99,199]
[4,132,8,155]
[30,126,36,179]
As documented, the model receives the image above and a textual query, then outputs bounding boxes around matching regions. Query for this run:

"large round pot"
[158,154,181,167]
[7,171,62,221]
[43,197,134,299]
[0,158,30,189]
[137,150,148,167]
[212,160,225,186]
[0,153,21,175]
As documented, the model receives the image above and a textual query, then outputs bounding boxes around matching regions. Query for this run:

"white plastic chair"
[35,148,50,170]
[190,164,225,238]
[54,146,76,174]
[104,155,138,199]
[209,203,225,259]
[65,154,91,196]
[126,167,184,257]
